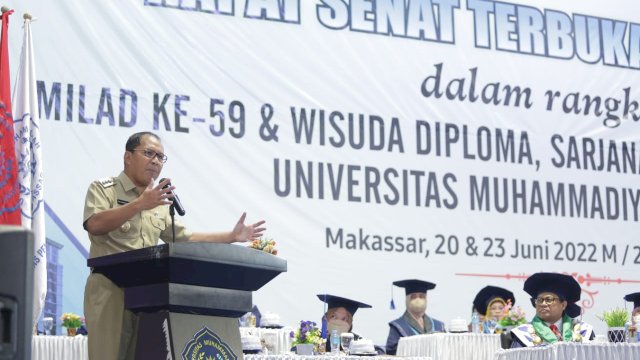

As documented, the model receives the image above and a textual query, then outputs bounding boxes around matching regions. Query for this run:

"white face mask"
[407,298,427,314]
[327,319,351,335]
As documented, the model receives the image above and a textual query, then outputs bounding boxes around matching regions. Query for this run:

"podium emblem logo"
[181,326,237,360]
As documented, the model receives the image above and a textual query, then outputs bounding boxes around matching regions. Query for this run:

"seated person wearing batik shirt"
[511,272,595,348]
[317,294,372,352]
[472,285,515,333]
[385,279,445,355]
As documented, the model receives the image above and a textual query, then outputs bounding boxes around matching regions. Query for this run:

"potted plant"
[598,308,629,343]
[289,320,322,355]
[60,313,84,336]
[498,300,527,331]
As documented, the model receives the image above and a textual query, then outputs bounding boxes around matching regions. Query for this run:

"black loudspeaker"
[0,225,34,360]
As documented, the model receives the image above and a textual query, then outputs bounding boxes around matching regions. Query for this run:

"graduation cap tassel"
[321,301,328,339]
[390,284,396,310]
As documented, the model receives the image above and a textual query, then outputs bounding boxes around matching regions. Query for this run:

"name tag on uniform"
[117,199,129,205]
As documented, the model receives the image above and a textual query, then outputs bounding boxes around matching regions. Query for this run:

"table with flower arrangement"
[395,299,527,360]
[396,333,502,360]
[32,336,435,360]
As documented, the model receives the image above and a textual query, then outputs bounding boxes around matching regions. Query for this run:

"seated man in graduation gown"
[385,279,445,355]
[511,272,594,348]
[317,294,372,351]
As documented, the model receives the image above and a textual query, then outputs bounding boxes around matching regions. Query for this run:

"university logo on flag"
[13,15,47,326]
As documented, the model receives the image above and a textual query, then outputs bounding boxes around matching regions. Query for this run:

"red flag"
[0,7,19,225]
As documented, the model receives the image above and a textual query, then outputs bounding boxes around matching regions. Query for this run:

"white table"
[32,335,88,360]
[245,355,431,360]
[32,328,292,359]
[240,326,295,355]
[494,342,640,360]
[397,333,502,360]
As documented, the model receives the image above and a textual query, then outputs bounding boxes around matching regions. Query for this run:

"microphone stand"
[170,203,176,243]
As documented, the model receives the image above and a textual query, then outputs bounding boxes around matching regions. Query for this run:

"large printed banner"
[9,0,640,342]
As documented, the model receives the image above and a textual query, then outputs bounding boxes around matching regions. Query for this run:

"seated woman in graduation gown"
[317,294,372,352]
[624,292,640,318]
[624,292,640,341]
[385,279,446,355]
[472,285,515,333]
[511,272,595,348]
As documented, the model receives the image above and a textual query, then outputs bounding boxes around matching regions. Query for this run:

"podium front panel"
[135,311,242,360]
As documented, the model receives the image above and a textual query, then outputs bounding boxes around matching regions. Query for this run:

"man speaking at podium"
[82,131,266,360]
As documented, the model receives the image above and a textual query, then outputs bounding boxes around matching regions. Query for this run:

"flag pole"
[13,9,47,332]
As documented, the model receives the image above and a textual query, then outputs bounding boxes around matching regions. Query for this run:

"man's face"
[124,135,165,187]
[534,292,567,323]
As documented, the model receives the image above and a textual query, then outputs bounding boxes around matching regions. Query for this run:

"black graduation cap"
[393,279,436,295]
[316,294,372,316]
[472,286,515,315]
[624,292,640,308]
[523,272,581,303]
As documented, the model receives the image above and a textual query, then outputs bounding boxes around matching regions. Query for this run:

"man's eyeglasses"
[533,296,561,306]
[132,149,168,163]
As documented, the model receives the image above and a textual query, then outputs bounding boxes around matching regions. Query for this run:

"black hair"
[125,132,161,151]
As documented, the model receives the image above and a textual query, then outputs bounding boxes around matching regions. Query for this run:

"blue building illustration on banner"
[36,203,89,335]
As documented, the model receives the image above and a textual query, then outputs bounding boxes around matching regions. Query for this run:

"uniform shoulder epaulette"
[97,177,116,189]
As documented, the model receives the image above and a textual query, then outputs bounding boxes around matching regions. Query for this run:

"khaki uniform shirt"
[83,171,192,359]
[83,171,192,258]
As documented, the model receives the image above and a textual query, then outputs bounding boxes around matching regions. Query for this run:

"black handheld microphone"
[159,178,186,216]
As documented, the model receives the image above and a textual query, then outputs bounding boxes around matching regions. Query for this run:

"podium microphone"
[159,178,186,216]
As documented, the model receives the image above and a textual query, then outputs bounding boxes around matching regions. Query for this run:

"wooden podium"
[88,242,287,360]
